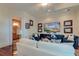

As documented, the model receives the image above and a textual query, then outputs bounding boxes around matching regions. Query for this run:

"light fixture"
[41,3,48,6]
[13,22,19,27]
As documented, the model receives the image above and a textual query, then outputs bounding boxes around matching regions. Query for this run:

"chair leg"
[36,41,39,48]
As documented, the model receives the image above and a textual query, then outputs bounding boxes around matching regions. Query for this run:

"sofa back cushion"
[73,35,79,49]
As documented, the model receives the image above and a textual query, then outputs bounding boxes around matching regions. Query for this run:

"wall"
[56,6,79,36]
[0,6,38,48]
[75,7,79,35]
[21,15,38,39]
[38,6,79,40]
[0,7,12,48]
[57,8,76,35]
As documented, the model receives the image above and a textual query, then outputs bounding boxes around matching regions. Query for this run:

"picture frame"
[38,23,42,27]
[64,27,73,33]
[25,23,30,29]
[38,23,42,32]
[29,20,33,26]
[38,28,42,32]
[44,22,60,33]
[64,20,72,26]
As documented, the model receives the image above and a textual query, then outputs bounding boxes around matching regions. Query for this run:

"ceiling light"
[41,3,48,6]
[13,22,19,27]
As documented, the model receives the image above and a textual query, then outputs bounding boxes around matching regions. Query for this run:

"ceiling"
[0,3,79,20]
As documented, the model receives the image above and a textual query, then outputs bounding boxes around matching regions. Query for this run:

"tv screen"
[44,22,60,32]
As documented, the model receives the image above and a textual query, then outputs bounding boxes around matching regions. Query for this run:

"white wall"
[57,8,76,35]
[0,7,12,48]
[75,7,79,35]
[21,16,38,38]
[0,6,38,48]
[38,6,79,41]
[55,6,79,36]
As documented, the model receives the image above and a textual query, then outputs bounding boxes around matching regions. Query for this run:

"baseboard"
[0,43,12,48]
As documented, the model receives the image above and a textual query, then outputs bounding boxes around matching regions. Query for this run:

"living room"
[12,3,79,56]
[0,3,79,56]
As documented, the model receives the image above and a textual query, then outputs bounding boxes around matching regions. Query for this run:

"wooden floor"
[0,45,12,56]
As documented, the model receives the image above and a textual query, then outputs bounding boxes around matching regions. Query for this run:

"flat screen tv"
[44,22,60,32]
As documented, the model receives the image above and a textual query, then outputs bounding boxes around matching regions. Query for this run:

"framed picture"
[38,23,42,32]
[44,22,60,33]
[64,27,73,33]
[25,23,30,29]
[38,23,42,27]
[29,20,33,26]
[38,28,42,32]
[64,20,72,26]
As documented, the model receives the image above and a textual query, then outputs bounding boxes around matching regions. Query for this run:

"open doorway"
[12,19,21,42]
[12,16,21,55]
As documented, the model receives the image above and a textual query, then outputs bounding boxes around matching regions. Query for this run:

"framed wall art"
[64,27,73,33]
[29,20,33,26]
[25,23,30,29]
[64,20,72,26]
[38,23,42,32]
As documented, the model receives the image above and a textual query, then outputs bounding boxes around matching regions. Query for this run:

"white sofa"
[16,38,74,56]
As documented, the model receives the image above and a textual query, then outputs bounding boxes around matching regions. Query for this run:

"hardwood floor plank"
[0,45,12,56]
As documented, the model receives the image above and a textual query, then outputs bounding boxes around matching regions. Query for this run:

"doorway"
[12,19,21,41]
[12,17,21,55]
